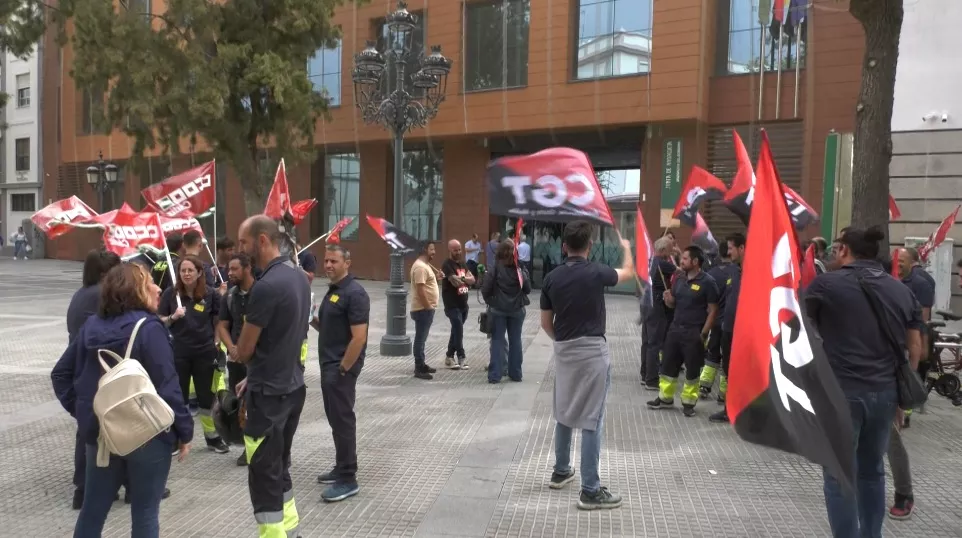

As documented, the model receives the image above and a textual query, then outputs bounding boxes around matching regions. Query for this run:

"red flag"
[672,167,728,227]
[31,196,99,239]
[264,159,291,220]
[891,248,901,278]
[692,213,719,253]
[290,199,318,225]
[141,160,215,218]
[916,204,960,263]
[729,130,855,493]
[800,243,817,288]
[157,215,205,238]
[888,195,901,220]
[102,211,167,257]
[325,217,354,245]
[635,205,652,285]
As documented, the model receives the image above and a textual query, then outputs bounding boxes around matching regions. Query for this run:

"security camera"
[923,112,938,122]
[941,113,949,123]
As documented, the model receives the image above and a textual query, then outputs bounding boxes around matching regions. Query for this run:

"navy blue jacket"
[51,311,194,447]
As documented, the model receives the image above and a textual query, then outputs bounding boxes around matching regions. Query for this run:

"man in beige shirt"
[410,241,441,379]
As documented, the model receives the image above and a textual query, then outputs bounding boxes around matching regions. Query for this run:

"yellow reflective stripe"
[681,380,700,405]
[219,342,228,353]
[699,365,718,388]
[658,375,677,403]
[211,369,226,394]
[199,414,216,435]
[256,522,286,538]
[719,375,728,396]
[188,378,196,399]
[300,340,308,365]
[282,495,299,533]
[244,435,266,465]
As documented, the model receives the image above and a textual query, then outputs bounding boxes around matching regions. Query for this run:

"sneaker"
[458,358,469,369]
[577,487,622,510]
[682,404,696,417]
[422,364,437,374]
[888,495,914,520]
[549,470,575,489]
[236,452,249,466]
[709,408,729,423]
[171,448,181,457]
[321,482,360,503]
[414,370,434,380]
[206,437,230,454]
[647,397,673,409]
[643,383,659,391]
[317,469,339,484]
[444,356,456,368]
[699,386,712,400]
[126,488,171,504]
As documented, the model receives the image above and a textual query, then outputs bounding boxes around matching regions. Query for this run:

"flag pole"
[202,238,225,284]
[164,247,183,309]
[296,231,332,256]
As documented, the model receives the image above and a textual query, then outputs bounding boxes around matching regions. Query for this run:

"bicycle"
[925,309,962,406]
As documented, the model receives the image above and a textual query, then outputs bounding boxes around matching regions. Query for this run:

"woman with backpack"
[482,239,531,383]
[158,254,231,454]
[52,263,193,538]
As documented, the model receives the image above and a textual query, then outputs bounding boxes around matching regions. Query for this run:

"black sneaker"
[206,437,230,454]
[236,452,249,466]
[423,364,437,374]
[643,383,659,391]
[577,487,622,510]
[647,397,673,409]
[317,469,339,484]
[414,370,433,380]
[549,470,575,489]
[709,408,729,423]
[699,386,712,400]
[682,404,696,417]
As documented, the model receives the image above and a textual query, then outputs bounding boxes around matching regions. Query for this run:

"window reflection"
[574,0,652,80]
[403,148,443,241]
[324,154,360,241]
[724,0,807,75]
[464,0,530,92]
[308,40,342,106]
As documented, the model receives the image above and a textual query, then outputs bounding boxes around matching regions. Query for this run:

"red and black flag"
[635,204,656,317]
[365,215,420,258]
[916,203,960,263]
[728,131,855,494]
[692,213,719,255]
[672,166,728,227]
[486,148,614,225]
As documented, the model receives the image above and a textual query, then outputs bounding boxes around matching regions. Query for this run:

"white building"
[889,1,962,312]
[0,44,43,252]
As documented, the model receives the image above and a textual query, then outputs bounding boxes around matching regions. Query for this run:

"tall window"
[720,0,807,75]
[323,153,361,241]
[464,0,530,91]
[15,138,30,171]
[402,148,443,241]
[574,0,652,80]
[308,40,342,106]
[80,86,105,135]
[11,193,36,212]
[375,11,427,97]
[16,74,30,108]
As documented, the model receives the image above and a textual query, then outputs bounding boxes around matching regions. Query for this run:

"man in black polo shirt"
[312,245,369,503]
[709,232,745,424]
[234,215,310,538]
[640,237,677,389]
[698,241,735,401]
[648,245,719,417]
[541,220,633,511]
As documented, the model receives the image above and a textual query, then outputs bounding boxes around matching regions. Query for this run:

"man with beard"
[441,239,475,369]
[709,232,745,424]
[698,241,735,401]
[216,252,256,466]
[410,241,441,379]
[234,215,311,538]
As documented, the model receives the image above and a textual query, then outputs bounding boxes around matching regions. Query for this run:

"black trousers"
[642,307,670,386]
[227,361,248,397]
[660,325,705,381]
[246,386,306,521]
[175,351,217,409]
[721,330,733,377]
[705,326,723,367]
[321,363,359,483]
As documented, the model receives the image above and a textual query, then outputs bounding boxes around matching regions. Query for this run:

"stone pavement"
[1,259,961,538]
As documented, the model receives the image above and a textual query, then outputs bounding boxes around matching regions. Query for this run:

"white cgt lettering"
[382,231,407,250]
[111,225,161,243]
[160,218,200,234]
[156,174,212,214]
[768,234,815,414]
[502,174,596,209]
[53,207,92,223]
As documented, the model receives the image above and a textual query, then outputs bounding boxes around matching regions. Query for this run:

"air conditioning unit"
[904,236,955,312]
[15,171,28,181]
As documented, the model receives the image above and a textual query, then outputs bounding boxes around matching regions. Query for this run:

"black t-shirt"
[722,264,742,332]
[669,270,720,329]
[902,265,935,309]
[440,259,471,310]
[540,256,618,342]
[245,257,311,395]
[218,285,252,345]
[298,250,318,275]
[707,262,736,325]
[158,285,220,358]
[317,274,370,368]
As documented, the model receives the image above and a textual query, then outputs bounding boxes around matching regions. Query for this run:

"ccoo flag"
[728,131,855,494]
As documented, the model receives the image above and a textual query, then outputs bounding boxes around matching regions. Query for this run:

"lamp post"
[353,0,452,357]
[85,151,119,213]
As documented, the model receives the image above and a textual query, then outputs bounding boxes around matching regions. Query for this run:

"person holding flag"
[698,241,736,402]
[707,232,745,423]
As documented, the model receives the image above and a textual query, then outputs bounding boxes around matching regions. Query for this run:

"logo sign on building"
[141,160,216,218]
[660,138,683,228]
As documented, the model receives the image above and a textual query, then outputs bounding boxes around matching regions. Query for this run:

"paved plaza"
[1,259,961,537]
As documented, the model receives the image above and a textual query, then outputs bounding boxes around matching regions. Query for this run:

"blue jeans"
[554,365,612,494]
[75,437,172,538]
[14,240,26,258]
[444,307,468,359]
[488,310,524,382]
[823,387,897,538]
[411,309,435,368]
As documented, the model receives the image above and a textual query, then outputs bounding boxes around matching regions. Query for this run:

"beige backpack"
[92,317,175,467]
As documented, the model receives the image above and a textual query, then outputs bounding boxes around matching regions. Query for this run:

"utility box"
[903,237,954,312]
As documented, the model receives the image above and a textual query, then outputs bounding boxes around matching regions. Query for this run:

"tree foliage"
[68,0,345,213]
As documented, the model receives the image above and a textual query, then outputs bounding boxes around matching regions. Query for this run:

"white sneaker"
[444,356,456,368]
[458,358,469,370]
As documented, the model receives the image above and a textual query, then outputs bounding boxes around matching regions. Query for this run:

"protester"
[213,237,235,284]
[699,241,733,401]
[640,237,677,389]
[410,241,441,380]
[441,239,475,369]
[804,226,923,538]
[709,232,745,423]
[297,243,318,283]
[52,263,192,538]
[485,232,501,272]
[464,233,482,282]
[517,234,532,277]
[482,239,531,383]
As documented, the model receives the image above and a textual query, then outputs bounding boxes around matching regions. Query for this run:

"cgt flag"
[31,196,100,239]
[141,161,216,218]
[365,215,420,258]
[486,147,614,225]
[672,166,728,227]
[102,211,167,258]
[916,204,960,263]
[728,131,855,494]
[291,199,319,225]
[635,204,655,317]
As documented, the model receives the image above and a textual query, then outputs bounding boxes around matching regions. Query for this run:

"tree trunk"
[848,0,903,254]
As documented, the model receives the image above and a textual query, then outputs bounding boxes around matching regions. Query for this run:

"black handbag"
[478,309,492,335]
[855,272,928,410]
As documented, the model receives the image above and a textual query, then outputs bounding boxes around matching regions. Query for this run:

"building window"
[720,0,807,75]
[403,148,443,241]
[321,153,361,241]
[15,138,30,171]
[375,10,427,97]
[16,74,30,108]
[80,86,106,135]
[574,0,652,81]
[11,193,36,212]
[464,0,530,92]
[308,40,342,106]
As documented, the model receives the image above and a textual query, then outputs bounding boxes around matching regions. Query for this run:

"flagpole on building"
[211,159,218,272]
[793,20,802,118]
[775,20,784,120]
[757,21,765,120]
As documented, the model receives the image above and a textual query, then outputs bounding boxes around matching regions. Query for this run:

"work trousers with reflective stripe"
[658,325,705,406]
[244,386,306,538]
[175,351,218,438]
[698,326,724,390]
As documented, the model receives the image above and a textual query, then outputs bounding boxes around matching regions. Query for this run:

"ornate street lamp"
[85,150,120,213]
[353,0,452,357]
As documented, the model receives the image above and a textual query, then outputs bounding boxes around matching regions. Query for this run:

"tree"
[68,0,344,214]
[848,0,903,252]
[0,0,73,106]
